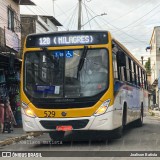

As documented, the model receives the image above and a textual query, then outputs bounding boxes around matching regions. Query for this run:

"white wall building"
[0,0,34,56]
[150,26,160,105]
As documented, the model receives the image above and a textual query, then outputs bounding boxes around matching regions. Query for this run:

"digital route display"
[26,31,108,47]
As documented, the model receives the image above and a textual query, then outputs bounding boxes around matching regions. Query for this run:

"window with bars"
[8,8,14,31]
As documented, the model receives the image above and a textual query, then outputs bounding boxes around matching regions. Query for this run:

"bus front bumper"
[21,106,119,132]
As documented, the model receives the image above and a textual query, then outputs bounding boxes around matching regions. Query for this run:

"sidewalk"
[0,127,24,142]
[0,127,43,146]
[149,109,160,117]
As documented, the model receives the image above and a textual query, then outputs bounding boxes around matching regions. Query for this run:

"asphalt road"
[1,115,160,160]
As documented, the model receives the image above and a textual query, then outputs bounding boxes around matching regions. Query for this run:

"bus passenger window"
[134,63,137,85]
[139,68,142,88]
[126,56,130,82]
[112,52,118,79]
[123,66,127,82]
[120,67,125,81]
[141,70,144,88]
[131,61,135,85]
[137,66,140,87]
[128,58,132,83]
[116,50,126,81]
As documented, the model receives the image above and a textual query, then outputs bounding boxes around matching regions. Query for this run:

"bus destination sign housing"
[26,31,108,48]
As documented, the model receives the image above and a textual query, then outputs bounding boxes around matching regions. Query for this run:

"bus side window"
[123,56,127,82]
[141,69,144,88]
[139,67,142,88]
[116,50,126,81]
[112,52,118,80]
[131,60,135,85]
[116,52,121,81]
[137,66,140,87]
[120,67,125,81]
[126,56,130,82]
[128,58,132,83]
[134,63,137,86]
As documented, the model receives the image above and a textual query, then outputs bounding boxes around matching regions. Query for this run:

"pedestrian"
[0,101,4,133]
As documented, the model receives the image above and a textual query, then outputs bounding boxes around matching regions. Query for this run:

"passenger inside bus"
[80,51,108,97]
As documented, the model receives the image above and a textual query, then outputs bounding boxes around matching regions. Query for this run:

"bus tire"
[122,103,127,130]
[135,105,143,127]
[49,131,64,141]
[113,104,127,139]
[112,127,123,139]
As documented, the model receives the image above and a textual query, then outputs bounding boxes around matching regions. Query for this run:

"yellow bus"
[21,31,148,140]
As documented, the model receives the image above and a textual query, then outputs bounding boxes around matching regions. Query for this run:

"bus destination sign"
[26,32,108,47]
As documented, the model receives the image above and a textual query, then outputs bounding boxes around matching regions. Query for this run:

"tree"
[145,58,151,74]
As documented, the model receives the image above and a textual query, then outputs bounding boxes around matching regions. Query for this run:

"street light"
[81,13,107,28]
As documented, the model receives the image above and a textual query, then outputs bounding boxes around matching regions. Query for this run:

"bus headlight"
[21,102,36,118]
[94,99,110,116]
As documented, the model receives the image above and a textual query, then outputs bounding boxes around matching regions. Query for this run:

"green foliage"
[145,58,151,74]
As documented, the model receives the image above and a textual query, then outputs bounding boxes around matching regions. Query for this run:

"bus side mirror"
[117,51,126,67]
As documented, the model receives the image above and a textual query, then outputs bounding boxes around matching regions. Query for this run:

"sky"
[20,0,160,63]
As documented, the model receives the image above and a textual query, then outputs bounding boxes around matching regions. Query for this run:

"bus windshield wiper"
[77,46,88,72]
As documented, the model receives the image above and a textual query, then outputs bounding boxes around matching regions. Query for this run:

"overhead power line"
[111,0,152,22]
[83,4,147,45]
[83,0,91,29]
[113,2,160,33]
[114,8,160,36]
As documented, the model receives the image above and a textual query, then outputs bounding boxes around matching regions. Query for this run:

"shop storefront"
[0,51,21,133]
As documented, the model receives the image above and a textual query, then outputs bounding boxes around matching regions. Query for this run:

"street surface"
[0,115,160,160]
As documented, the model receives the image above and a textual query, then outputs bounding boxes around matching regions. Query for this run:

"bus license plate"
[56,126,73,131]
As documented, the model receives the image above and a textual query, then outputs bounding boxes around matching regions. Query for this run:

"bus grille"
[39,119,89,129]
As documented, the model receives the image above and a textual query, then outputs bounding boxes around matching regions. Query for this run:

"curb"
[0,132,43,147]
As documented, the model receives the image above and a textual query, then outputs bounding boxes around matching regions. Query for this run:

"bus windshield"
[24,48,109,98]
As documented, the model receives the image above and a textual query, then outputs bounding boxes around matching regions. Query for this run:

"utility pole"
[53,0,56,17]
[78,0,82,30]
[141,56,144,65]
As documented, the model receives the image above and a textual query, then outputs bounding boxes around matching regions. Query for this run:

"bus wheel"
[114,105,127,139]
[112,127,123,139]
[122,104,127,130]
[135,106,143,127]
[49,131,64,141]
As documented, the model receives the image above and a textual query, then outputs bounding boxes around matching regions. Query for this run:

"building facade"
[149,26,160,106]
[0,0,35,130]
[0,0,34,58]
[20,15,62,57]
